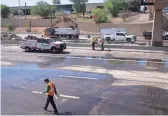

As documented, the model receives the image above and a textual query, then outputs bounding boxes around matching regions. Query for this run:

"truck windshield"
[123,33,127,35]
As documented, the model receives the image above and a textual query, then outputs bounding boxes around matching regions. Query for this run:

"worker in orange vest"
[42,79,58,114]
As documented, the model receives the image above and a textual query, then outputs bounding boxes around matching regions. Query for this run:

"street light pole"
[18,0,21,32]
[25,2,27,19]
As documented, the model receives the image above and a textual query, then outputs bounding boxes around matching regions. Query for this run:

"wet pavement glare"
[1,57,168,115]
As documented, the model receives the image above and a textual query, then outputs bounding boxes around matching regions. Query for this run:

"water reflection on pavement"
[1,57,168,115]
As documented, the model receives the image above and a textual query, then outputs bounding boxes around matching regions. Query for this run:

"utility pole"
[18,0,21,32]
[25,2,27,19]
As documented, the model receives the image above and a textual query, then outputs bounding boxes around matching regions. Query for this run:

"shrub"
[6,24,13,31]
[92,8,108,23]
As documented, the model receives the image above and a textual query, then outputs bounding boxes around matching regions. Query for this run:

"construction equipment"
[42,15,80,39]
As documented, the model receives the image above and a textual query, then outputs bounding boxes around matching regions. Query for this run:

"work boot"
[53,111,58,115]
[43,107,47,111]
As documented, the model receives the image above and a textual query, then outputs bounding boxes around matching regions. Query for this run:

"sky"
[1,0,104,7]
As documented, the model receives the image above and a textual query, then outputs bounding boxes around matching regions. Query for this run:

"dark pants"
[101,43,104,50]
[92,42,95,50]
[44,95,58,113]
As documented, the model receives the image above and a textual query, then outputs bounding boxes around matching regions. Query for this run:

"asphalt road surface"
[1,46,168,115]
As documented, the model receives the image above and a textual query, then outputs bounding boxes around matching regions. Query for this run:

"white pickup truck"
[104,32,136,43]
[20,38,66,53]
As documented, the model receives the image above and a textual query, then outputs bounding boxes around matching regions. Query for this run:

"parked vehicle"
[51,27,80,39]
[20,38,66,53]
[100,28,126,36]
[143,30,168,40]
[42,15,80,39]
[103,32,137,43]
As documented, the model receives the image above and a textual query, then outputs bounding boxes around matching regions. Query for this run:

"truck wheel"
[25,46,31,52]
[66,35,69,39]
[71,35,75,39]
[126,38,131,43]
[106,37,111,44]
[51,47,57,54]
[165,35,168,40]
[69,35,72,39]
[146,36,151,40]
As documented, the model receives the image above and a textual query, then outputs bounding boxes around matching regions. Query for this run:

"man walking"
[43,79,58,114]
[92,37,97,50]
[100,38,105,51]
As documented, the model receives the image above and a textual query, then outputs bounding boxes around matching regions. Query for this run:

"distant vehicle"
[45,27,80,39]
[20,38,66,53]
[104,32,137,43]
[140,5,148,13]
[101,28,136,43]
[143,30,168,40]
[100,28,126,36]
[42,15,80,39]
[163,6,168,13]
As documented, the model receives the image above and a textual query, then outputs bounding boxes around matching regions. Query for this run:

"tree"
[73,3,86,17]
[31,1,56,18]
[104,0,124,17]
[128,0,141,12]
[11,9,19,15]
[1,4,10,18]
[92,8,108,23]
[70,0,88,17]
[53,0,61,4]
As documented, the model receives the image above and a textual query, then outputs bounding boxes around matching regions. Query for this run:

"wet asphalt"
[1,46,168,115]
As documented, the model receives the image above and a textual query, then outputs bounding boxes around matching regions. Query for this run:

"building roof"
[9,2,104,9]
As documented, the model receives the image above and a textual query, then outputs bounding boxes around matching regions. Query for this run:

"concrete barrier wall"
[78,22,153,35]
[1,19,153,35]
[1,40,21,44]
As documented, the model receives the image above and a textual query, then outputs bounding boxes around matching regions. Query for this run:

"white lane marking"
[59,75,98,80]
[32,91,43,94]
[20,86,26,89]
[32,91,80,99]
[146,67,158,70]
[59,94,80,99]
[0,61,13,66]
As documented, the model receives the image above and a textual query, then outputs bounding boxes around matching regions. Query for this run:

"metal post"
[18,0,21,32]
[25,2,27,19]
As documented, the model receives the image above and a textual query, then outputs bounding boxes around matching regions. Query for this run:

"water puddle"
[1,55,168,82]
[65,56,168,69]
[1,64,109,80]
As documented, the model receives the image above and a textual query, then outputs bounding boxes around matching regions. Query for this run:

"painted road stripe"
[32,91,80,99]
[146,67,158,70]
[59,94,80,99]
[59,75,98,80]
